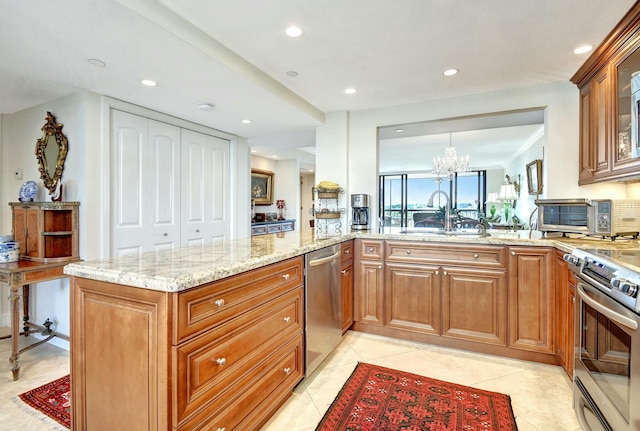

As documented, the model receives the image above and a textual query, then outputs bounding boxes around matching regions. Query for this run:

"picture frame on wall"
[251,169,274,205]
[526,159,543,195]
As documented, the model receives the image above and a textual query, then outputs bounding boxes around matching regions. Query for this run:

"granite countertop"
[64,228,640,292]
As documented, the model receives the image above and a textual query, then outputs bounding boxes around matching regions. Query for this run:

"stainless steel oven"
[565,249,640,431]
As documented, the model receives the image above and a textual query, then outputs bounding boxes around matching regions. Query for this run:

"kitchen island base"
[70,256,304,431]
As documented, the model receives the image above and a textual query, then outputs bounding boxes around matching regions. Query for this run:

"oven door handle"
[577,283,639,331]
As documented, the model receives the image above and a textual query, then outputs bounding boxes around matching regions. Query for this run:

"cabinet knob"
[196,229,200,233]
[341,269,347,274]
[377,265,382,269]
[282,273,290,280]
[443,270,448,275]
[368,247,374,252]
[283,316,291,323]
[163,232,168,237]
[217,428,226,431]
[344,249,350,254]
[283,367,292,375]
[473,254,479,259]
[215,358,227,366]
[511,251,516,256]
[435,270,439,275]
[214,299,225,307]
[406,250,411,254]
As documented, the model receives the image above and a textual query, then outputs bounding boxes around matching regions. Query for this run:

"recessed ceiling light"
[395,128,404,133]
[251,149,257,153]
[141,79,157,87]
[443,69,458,77]
[345,88,357,94]
[573,44,593,55]
[241,119,252,124]
[87,58,106,68]
[197,103,214,111]
[286,70,299,77]
[271,155,278,158]
[285,25,305,38]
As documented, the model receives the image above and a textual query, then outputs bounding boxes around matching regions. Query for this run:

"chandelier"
[432,132,470,180]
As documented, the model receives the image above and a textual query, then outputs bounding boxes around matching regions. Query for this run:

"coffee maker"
[351,194,370,230]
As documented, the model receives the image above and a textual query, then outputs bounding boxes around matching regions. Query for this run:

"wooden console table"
[0,259,74,380]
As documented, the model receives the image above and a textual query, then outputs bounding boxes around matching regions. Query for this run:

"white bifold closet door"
[180,129,229,247]
[110,109,229,257]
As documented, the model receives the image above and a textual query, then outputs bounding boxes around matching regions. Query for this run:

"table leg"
[9,285,21,381]
[22,285,30,336]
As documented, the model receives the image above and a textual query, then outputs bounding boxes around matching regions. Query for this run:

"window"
[379,171,486,228]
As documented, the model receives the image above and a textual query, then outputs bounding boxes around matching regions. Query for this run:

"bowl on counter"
[0,241,19,263]
[0,234,14,243]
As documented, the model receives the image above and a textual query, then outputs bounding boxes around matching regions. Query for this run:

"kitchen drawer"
[177,335,303,431]
[281,221,294,232]
[267,224,281,233]
[385,241,506,268]
[175,257,303,343]
[174,288,303,423]
[341,240,354,263]
[356,239,383,260]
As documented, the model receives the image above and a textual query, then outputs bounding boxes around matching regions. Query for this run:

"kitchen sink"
[399,228,490,238]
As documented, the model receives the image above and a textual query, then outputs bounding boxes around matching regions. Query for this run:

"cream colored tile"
[339,330,421,360]
[306,363,358,416]
[260,391,321,431]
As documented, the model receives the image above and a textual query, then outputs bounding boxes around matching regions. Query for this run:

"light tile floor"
[0,329,581,431]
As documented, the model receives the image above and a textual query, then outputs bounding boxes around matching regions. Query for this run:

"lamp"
[432,132,470,181]
[497,183,518,224]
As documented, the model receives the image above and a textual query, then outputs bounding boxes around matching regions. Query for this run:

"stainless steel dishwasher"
[305,244,342,377]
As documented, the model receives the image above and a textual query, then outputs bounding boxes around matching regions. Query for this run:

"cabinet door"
[353,259,384,325]
[341,261,353,333]
[13,207,40,258]
[180,129,230,246]
[592,66,612,178]
[385,262,440,335]
[579,82,594,182]
[441,266,507,345]
[508,247,554,354]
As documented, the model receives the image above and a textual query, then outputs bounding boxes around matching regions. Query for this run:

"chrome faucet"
[427,190,452,232]
[528,207,538,239]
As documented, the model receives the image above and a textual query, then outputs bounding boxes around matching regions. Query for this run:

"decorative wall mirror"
[35,112,68,194]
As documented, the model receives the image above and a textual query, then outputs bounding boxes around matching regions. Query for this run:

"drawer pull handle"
[473,254,479,259]
[217,428,226,431]
[283,316,291,323]
[341,269,347,274]
[215,358,227,366]
[406,250,411,254]
[282,273,290,280]
[283,367,291,375]
[344,249,350,254]
[214,299,225,307]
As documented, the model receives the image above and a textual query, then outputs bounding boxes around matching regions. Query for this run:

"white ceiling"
[0,0,636,164]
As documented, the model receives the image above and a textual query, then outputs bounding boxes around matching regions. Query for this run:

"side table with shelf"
[1,201,80,380]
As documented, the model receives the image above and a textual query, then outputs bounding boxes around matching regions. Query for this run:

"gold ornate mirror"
[35,112,68,194]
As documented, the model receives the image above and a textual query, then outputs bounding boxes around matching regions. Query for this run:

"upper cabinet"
[572,3,640,184]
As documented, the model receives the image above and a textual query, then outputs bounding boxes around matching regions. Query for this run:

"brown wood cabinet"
[555,250,576,378]
[507,246,555,355]
[353,239,384,326]
[10,202,79,262]
[341,240,354,333]
[71,257,304,431]
[572,3,640,184]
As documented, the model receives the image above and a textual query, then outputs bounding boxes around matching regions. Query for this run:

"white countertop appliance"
[564,248,640,431]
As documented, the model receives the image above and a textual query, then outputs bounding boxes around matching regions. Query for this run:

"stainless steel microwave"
[535,198,640,238]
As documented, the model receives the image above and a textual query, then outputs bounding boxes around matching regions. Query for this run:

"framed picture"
[251,169,274,205]
[526,159,543,195]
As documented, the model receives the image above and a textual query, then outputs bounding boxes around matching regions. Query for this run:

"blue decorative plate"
[19,181,37,202]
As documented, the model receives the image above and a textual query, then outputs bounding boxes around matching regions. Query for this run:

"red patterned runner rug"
[18,374,71,429]
[316,363,518,431]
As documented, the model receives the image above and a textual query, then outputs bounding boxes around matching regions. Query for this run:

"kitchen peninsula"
[64,230,636,431]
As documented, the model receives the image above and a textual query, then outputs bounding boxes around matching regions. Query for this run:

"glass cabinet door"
[616,44,640,164]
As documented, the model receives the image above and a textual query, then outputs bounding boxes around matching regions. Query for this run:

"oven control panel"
[611,278,639,298]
